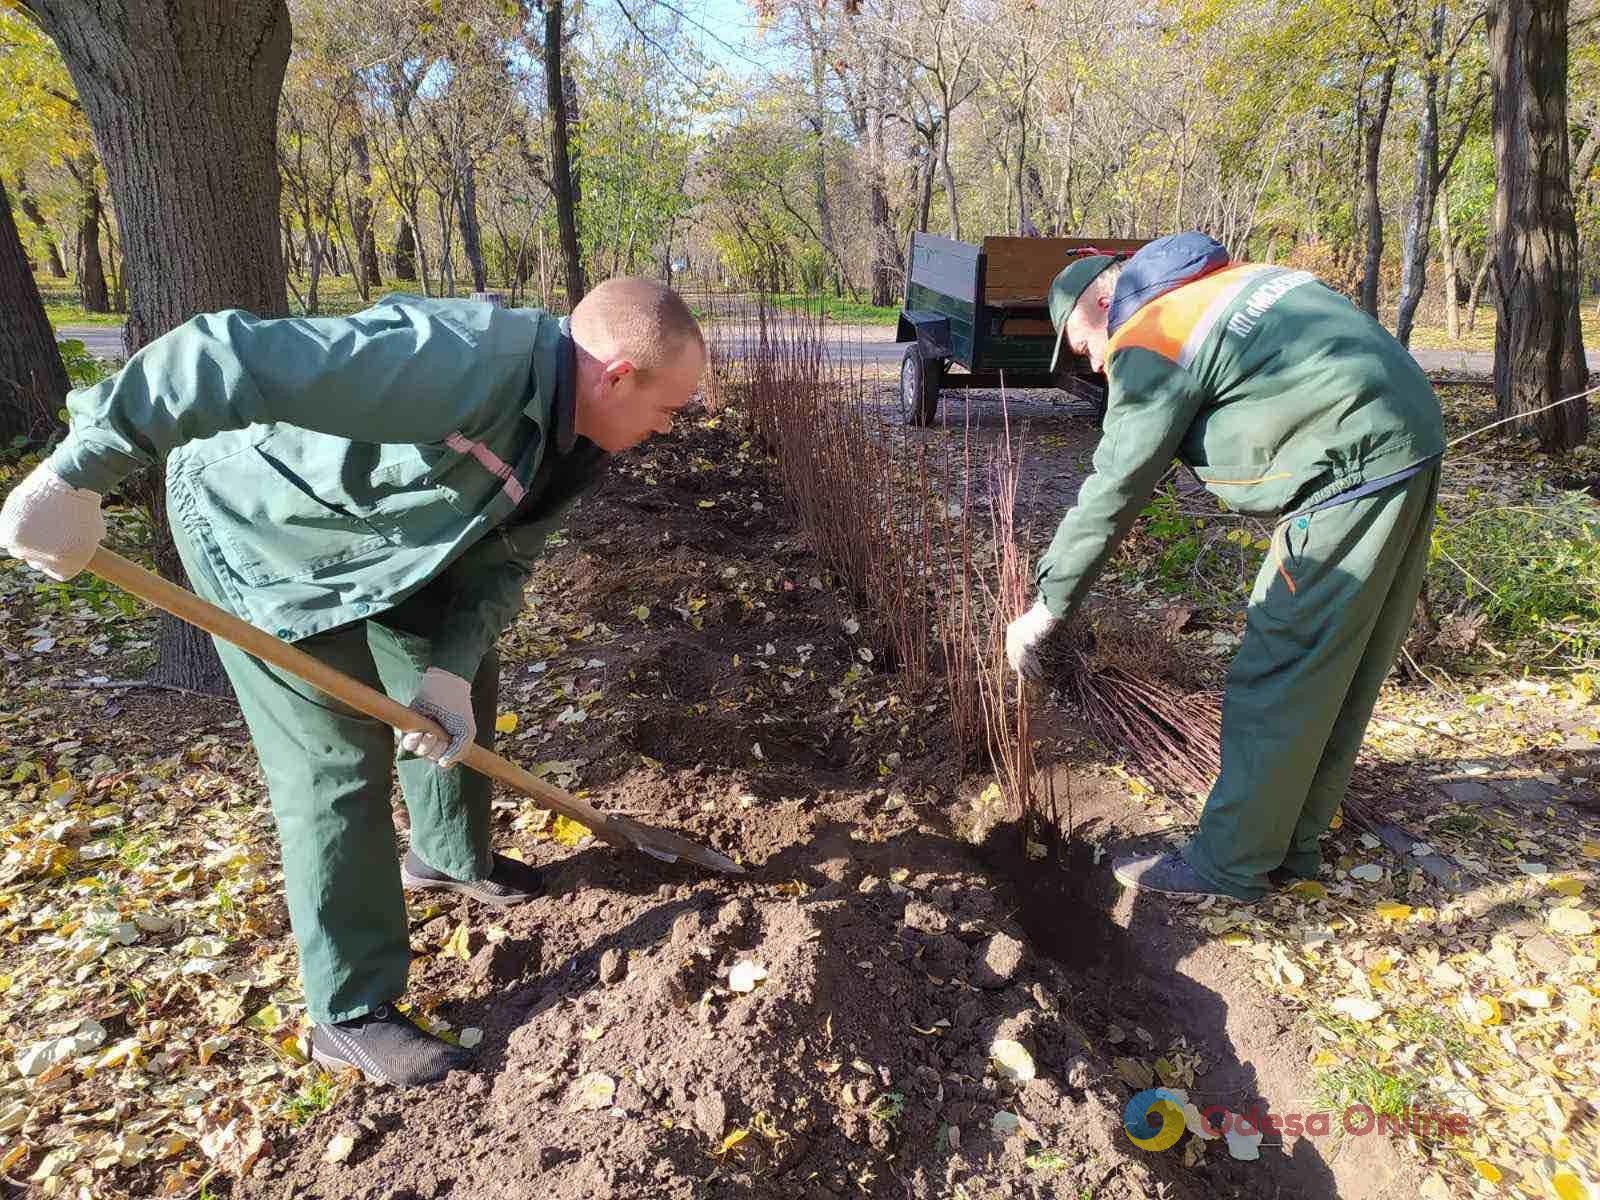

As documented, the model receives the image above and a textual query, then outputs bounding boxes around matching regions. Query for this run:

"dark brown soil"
[208,412,1417,1200]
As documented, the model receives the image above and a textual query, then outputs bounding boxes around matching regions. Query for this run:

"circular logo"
[1122,1087,1186,1151]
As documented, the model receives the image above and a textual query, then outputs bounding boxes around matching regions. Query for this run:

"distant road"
[57,322,1597,381]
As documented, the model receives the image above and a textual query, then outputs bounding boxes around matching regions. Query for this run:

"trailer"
[895,232,1147,426]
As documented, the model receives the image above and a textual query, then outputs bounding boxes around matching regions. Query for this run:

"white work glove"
[1004,599,1059,679]
[400,668,476,767]
[0,463,106,581]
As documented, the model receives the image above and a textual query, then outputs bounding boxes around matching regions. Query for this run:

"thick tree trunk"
[14,174,66,279]
[0,178,71,446]
[393,216,417,281]
[543,0,586,307]
[1489,0,1589,452]
[459,156,487,293]
[1361,64,1397,317]
[23,0,292,696]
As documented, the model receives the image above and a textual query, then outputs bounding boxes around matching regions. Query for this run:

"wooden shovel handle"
[86,547,626,842]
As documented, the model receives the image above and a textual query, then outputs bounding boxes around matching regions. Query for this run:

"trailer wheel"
[899,344,943,427]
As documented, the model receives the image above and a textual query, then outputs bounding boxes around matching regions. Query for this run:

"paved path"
[57,322,1598,381]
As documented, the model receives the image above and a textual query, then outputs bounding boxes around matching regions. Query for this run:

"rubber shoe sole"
[400,861,543,908]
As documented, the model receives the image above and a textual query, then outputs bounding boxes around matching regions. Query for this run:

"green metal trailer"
[895,232,1146,425]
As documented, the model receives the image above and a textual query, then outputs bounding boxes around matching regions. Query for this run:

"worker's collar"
[553,323,579,455]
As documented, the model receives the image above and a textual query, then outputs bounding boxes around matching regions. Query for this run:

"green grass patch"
[282,1074,337,1126]
[771,293,900,325]
[1313,1061,1424,1119]
[1430,490,1600,665]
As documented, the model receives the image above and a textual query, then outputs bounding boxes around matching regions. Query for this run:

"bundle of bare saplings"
[696,291,1299,853]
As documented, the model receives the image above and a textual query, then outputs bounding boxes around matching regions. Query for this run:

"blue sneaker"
[1111,851,1243,901]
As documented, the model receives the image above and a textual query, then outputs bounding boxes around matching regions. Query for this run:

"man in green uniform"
[1006,233,1443,902]
[1,278,705,1084]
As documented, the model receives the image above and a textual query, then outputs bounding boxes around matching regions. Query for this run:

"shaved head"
[570,277,704,374]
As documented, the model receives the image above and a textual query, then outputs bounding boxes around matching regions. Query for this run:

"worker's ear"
[597,357,636,398]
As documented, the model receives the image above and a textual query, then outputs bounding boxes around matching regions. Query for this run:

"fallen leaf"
[1225,1119,1263,1160]
[1374,902,1413,922]
[717,1128,749,1155]
[990,1039,1036,1084]
[1349,863,1384,883]
[324,1133,356,1164]
[551,814,592,847]
[1288,880,1328,900]
[1549,907,1595,936]
[1331,997,1383,1022]
[728,960,768,993]
[1112,1057,1154,1089]
[572,1071,616,1111]
[442,922,472,961]
[459,1027,483,1049]
[1472,1161,1503,1184]
[494,712,519,734]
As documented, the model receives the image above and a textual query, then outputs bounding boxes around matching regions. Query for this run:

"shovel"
[87,547,743,875]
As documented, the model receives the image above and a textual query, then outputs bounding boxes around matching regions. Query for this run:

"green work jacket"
[47,295,579,678]
[1034,265,1445,619]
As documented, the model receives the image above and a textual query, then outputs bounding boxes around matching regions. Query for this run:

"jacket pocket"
[189,432,408,588]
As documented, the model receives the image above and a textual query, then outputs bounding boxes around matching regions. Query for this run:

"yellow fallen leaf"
[1374,902,1412,922]
[1288,881,1328,900]
[1464,995,1502,1025]
[1582,842,1600,860]
[718,1128,749,1155]
[632,605,650,621]
[494,712,519,734]
[1473,1160,1502,1184]
[551,814,592,847]
[1550,878,1586,897]
[1553,1170,1589,1200]
[1549,907,1595,937]
[278,1032,309,1063]
[1220,931,1252,947]
[0,1143,26,1173]
[442,922,472,961]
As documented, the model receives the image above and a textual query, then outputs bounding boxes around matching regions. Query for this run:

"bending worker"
[0,279,705,1084]
[1006,232,1443,902]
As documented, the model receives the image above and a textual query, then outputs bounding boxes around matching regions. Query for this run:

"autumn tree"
[1488,0,1589,450]
[0,178,69,446]
[21,0,292,694]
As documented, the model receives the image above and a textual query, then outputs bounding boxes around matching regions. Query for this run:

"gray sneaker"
[1111,851,1245,901]
[310,1004,473,1087]
[400,849,546,907]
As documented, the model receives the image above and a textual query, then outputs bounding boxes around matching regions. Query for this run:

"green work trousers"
[175,528,499,1023]
[1182,465,1440,900]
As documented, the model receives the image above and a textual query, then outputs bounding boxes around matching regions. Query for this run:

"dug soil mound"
[239,412,1414,1200]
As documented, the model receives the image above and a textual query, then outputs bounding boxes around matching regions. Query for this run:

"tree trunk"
[14,173,67,279]
[459,156,487,293]
[23,0,292,695]
[0,178,71,446]
[543,0,586,307]
[1438,187,1460,340]
[940,109,960,240]
[1361,64,1397,317]
[1489,0,1589,452]
[1396,15,1445,347]
[74,155,109,313]
[1465,242,1495,331]
[350,129,380,299]
[394,215,417,280]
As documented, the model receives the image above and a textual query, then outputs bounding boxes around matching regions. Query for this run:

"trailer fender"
[896,310,952,361]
